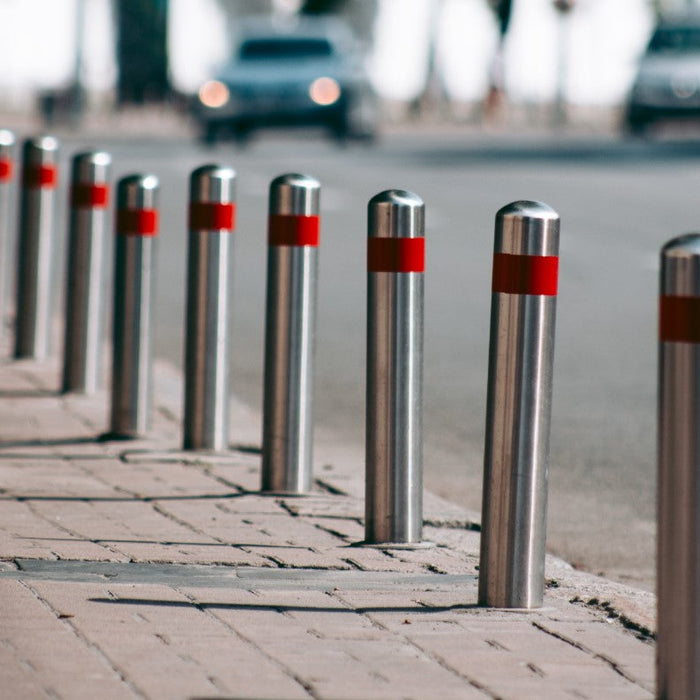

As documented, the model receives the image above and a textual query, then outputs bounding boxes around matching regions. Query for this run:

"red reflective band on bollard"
[23,165,57,189]
[492,253,559,296]
[660,296,700,343]
[71,184,109,209]
[368,237,425,273]
[0,159,12,182]
[188,202,235,231]
[268,214,319,247]
[116,208,158,236]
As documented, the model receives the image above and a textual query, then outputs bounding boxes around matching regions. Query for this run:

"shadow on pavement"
[89,597,480,614]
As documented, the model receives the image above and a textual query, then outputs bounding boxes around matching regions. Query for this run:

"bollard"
[62,151,111,394]
[657,233,700,700]
[0,130,15,335]
[183,165,236,451]
[365,190,425,544]
[261,173,320,493]
[478,200,560,609]
[14,136,59,360]
[108,175,159,438]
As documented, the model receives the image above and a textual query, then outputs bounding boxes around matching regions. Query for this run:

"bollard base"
[98,432,140,442]
[351,541,435,551]
[477,604,552,613]
[259,490,314,498]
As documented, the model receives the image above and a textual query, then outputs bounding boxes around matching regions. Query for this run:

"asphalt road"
[50,126,700,592]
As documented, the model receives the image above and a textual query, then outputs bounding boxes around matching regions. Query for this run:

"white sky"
[0,0,657,107]
[370,0,655,104]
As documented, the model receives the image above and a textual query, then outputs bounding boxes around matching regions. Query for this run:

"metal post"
[62,151,111,394]
[658,233,700,700]
[261,173,320,493]
[0,130,15,337]
[14,136,59,360]
[109,175,159,438]
[478,200,560,609]
[365,189,425,544]
[183,164,236,451]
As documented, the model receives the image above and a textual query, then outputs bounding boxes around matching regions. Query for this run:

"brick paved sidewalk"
[0,358,655,699]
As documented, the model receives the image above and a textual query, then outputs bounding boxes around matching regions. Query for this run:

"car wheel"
[328,112,351,143]
[201,123,219,146]
[624,108,652,138]
[232,123,251,146]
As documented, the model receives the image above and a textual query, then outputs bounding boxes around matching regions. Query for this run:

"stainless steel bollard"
[0,130,15,335]
[62,151,111,394]
[365,190,425,544]
[14,136,59,360]
[478,200,560,609]
[109,175,159,438]
[183,165,236,451]
[658,234,700,700]
[261,173,320,493]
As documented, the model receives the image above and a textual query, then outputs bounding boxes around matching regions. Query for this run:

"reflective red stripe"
[368,237,425,273]
[188,202,235,231]
[268,214,319,246]
[660,296,700,343]
[492,253,559,296]
[0,159,13,182]
[23,165,57,189]
[116,208,158,236]
[71,183,109,209]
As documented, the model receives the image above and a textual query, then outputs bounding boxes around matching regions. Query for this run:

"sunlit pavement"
[0,355,655,699]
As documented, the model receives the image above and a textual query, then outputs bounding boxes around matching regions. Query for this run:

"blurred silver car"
[194,16,376,144]
[626,13,700,135]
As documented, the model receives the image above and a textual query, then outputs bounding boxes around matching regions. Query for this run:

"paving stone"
[0,459,120,499]
[60,394,110,434]
[314,472,365,499]
[280,493,365,520]
[207,589,484,699]
[0,580,133,699]
[0,357,659,699]
[29,580,309,698]
[304,515,365,542]
[0,500,124,561]
[161,493,288,522]
[101,541,269,566]
[533,618,655,690]
[341,546,437,573]
[79,458,239,500]
[252,546,354,570]
[390,545,480,575]
[423,523,482,551]
[205,460,265,492]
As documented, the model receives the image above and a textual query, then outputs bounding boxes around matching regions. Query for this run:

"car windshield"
[648,26,700,53]
[238,38,334,61]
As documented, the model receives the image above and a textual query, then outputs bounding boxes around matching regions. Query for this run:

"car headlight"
[309,77,341,106]
[198,80,230,109]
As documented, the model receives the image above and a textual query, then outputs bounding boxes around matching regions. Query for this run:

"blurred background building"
[0,0,695,129]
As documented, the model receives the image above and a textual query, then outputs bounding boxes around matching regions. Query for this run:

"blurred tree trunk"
[116,0,170,105]
[299,0,376,49]
[484,0,513,120]
[412,0,447,118]
[301,0,347,12]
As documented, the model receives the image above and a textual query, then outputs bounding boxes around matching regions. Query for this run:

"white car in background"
[194,16,376,144]
[626,13,700,135]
